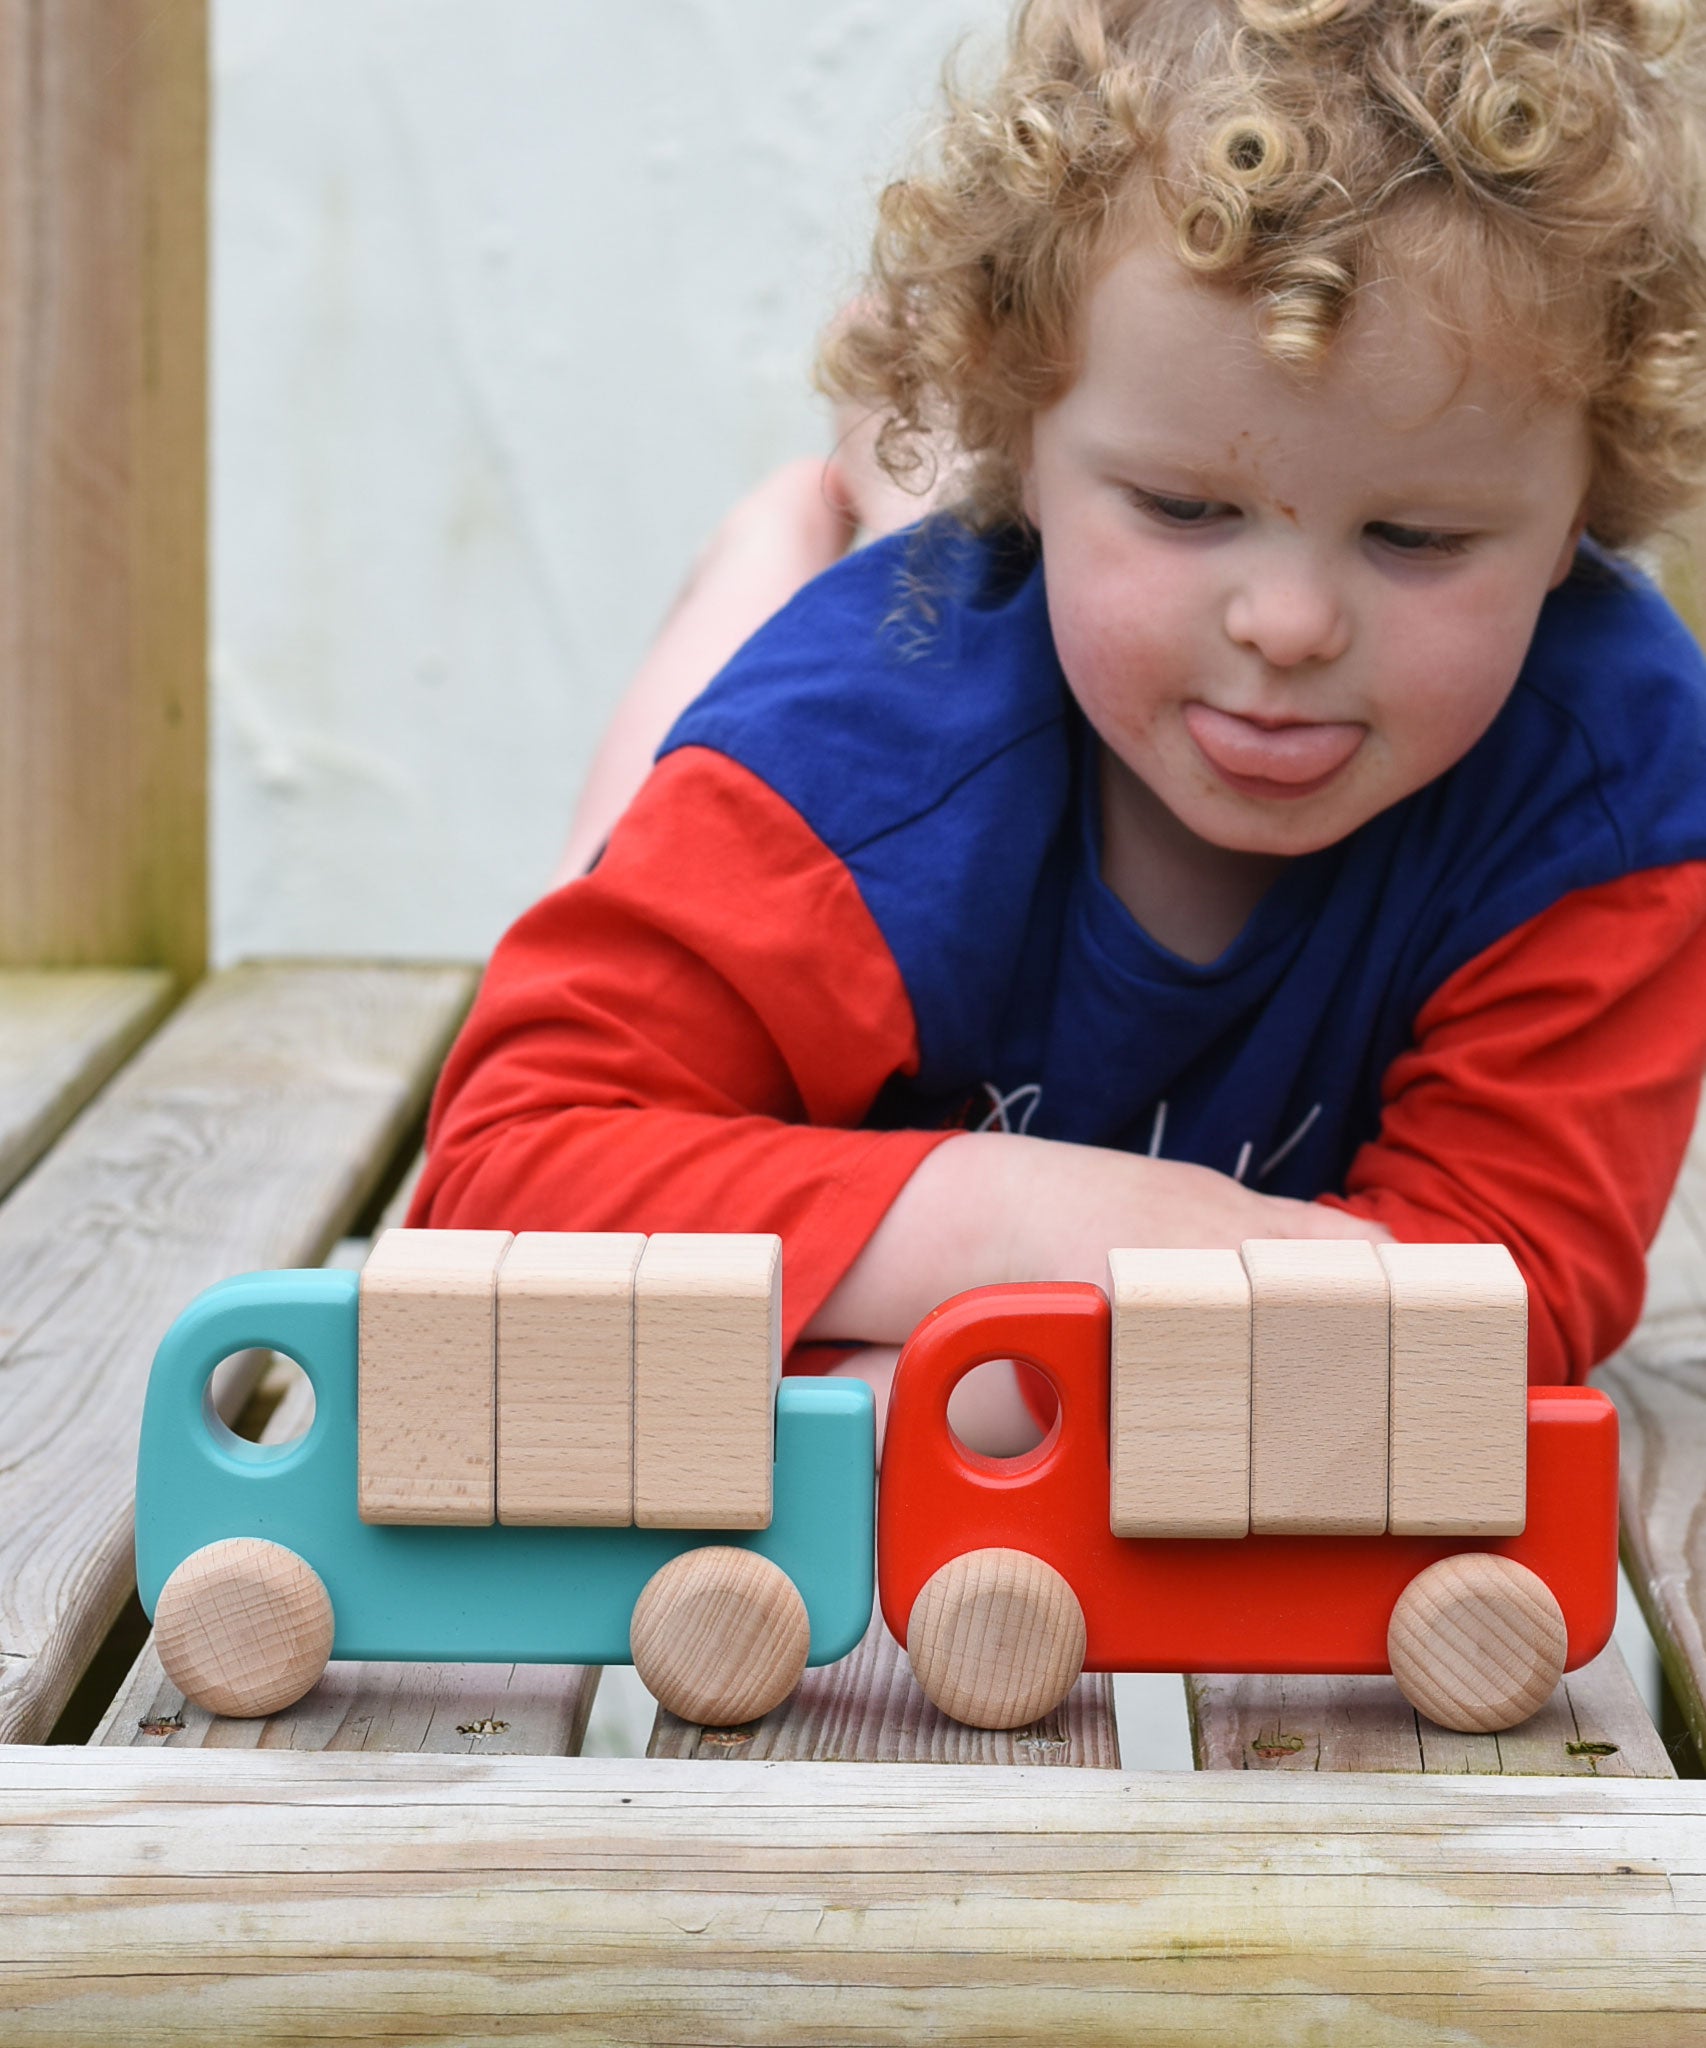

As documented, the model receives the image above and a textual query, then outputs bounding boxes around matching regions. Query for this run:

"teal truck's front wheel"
[155,1537,335,1718]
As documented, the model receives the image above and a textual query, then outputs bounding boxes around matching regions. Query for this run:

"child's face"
[1022,231,1593,863]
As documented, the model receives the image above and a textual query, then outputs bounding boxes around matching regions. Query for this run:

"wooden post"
[0,0,207,981]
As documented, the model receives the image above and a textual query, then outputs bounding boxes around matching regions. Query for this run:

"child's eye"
[1130,489,1228,527]
[1368,522,1473,558]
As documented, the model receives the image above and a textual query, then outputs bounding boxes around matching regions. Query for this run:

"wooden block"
[1380,1241,1527,1536]
[1243,1238,1389,1535]
[1108,1248,1250,1538]
[358,1226,511,1525]
[630,1546,810,1725]
[1387,1552,1567,1732]
[633,1234,780,1530]
[496,1232,644,1527]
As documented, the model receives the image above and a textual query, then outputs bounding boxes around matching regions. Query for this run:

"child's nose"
[1223,565,1352,669]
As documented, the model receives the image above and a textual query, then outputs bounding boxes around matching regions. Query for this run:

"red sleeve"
[1324,862,1706,1384]
[408,746,957,1351]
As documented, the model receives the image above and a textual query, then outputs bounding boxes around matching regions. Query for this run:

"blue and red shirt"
[413,526,1706,1382]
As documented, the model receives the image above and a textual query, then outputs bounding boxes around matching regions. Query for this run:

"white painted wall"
[211,0,998,963]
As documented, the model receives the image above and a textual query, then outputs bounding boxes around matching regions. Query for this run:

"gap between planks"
[1593,1088,1706,1765]
[0,969,175,1200]
[0,961,475,1744]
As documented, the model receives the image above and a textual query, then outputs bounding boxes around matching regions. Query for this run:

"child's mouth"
[1184,703,1365,800]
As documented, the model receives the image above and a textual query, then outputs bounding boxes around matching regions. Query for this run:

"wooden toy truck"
[880,1244,1619,1734]
[135,1232,874,1727]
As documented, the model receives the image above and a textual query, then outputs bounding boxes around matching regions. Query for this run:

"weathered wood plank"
[649,1613,1119,1766]
[0,1749,1702,2045]
[94,1317,603,1756]
[0,2,207,978]
[0,970,174,1198]
[1187,1642,1673,1777]
[1593,1095,1706,1766]
[0,961,474,1744]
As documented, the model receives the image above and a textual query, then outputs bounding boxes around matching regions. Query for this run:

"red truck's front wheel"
[905,1546,1086,1729]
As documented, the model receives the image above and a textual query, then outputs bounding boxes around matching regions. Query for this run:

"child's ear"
[1017,422,1041,529]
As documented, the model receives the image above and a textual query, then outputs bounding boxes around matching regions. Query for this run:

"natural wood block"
[906,1547,1086,1730]
[630,1546,809,1725]
[1387,1552,1568,1733]
[1108,1248,1250,1538]
[633,1234,780,1530]
[154,1539,333,1719]
[496,1232,644,1526]
[1380,1241,1527,1536]
[359,1227,511,1526]
[1243,1238,1389,1535]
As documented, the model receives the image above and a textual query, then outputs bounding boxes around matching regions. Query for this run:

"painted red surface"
[878,1282,1619,1675]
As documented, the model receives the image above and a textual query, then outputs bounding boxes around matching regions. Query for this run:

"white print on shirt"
[977,1080,1043,1135]
[981,1085,1323,1187]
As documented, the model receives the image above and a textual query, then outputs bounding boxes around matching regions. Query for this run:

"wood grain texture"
[1593,1093,1706,1764]
[0,1,207,979]
[648,1613,1119,1766]
[906,1547,1087,1730]
[1381,1242,1527,1536]
[0,960,473,1743]
[1244,1238,1390,1534]
[2,1748,1705,2043]
[1387,1553,1568,1733]
[358,1226,510,1525]
[1108,1247,1250,1538]
[630,1547,809,1725]
[153,1538,333,1718]
[497,1231,642,1526]
[1186,1640,1671,1776]
[0,971,175,1198]
[94,1355,602,1756]
[633,1233,780,1529]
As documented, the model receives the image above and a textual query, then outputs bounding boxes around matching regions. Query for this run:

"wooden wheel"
[630,1546,810,1725]
[154,1538,334,1718]
[906,1547,1085,1730]
[1388,1552,1568,1733]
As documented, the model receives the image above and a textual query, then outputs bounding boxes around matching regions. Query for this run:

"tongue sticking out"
[1184,703,1365,789]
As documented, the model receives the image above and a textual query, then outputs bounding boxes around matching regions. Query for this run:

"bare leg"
[552,409,957,885]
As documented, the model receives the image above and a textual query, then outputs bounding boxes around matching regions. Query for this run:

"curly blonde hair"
[821,0,1706,553]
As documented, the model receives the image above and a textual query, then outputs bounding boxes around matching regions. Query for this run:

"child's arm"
[804,1127,1382,1346]
[1323,862,1706,1382]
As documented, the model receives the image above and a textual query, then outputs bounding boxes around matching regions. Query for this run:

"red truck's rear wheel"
[1388,1552,1568,1732]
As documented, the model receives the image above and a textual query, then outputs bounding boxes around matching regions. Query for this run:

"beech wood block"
[1387,1552,1568,1733]
[1243,1238,1389,1535]
[358,1227,511,1525]
[496,1231,644,1526]
[906,1547,1086,1731]
[154,1538,334,1719]
[1380,1241,1527,1536]
[1108,1247,1250,1538]
[633,1233,780,1530]
[630,1545,809,1725]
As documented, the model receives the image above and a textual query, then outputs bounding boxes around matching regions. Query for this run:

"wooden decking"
[0,961,1702,2040]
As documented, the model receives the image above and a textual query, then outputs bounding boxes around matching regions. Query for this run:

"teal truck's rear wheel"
[630,1546,810,1726]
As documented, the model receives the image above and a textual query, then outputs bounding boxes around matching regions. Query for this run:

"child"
[411,0,1706,1435]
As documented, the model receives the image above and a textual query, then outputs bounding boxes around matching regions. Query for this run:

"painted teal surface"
[135,1269,874,1666]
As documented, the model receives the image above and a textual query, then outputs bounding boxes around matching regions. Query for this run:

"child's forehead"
[1075,225,1582,454]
